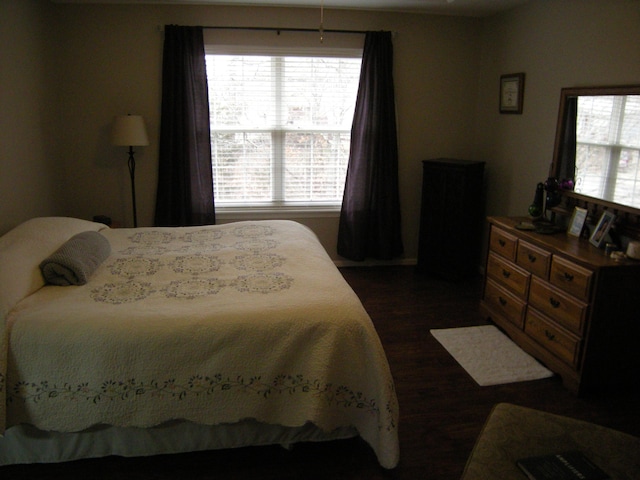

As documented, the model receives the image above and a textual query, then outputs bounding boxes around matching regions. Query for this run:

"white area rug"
[430,325,554,386]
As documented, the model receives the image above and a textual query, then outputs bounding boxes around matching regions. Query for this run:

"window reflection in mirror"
[575,94,640,208]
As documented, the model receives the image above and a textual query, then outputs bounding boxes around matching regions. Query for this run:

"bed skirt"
[0,420,358,466]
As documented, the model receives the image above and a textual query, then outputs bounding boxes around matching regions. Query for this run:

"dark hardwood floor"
[2,266,639,479]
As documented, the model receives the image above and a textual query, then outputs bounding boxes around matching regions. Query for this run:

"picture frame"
[499,73,525,114]
[589,210,616,247]
[567,207,588,237]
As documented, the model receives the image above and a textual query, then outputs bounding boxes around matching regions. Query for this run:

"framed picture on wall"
[499,73,525,114]
[567,207,588,237]
[589,210,616,247]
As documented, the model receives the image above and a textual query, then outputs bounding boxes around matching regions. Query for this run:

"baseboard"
[333,258,418,268]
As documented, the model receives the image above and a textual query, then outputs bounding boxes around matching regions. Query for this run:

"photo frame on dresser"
[589,210,616,247]
[567,207,588,237]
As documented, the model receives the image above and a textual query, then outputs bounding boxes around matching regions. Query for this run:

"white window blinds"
[576,95,640,207]
[205,50,362,208]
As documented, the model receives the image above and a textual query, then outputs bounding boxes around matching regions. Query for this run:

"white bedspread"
[2,220,399,468]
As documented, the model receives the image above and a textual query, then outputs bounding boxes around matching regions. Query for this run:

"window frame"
[205,45,362,215]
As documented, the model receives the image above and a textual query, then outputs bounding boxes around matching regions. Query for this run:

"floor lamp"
[111,114,149,227]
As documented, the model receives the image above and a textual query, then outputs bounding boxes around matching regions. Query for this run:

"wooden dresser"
[480,216,640,394]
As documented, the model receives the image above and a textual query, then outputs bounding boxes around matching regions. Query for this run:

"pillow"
[0,217,109,320]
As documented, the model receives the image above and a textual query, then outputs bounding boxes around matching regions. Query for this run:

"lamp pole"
[128,146,138,228]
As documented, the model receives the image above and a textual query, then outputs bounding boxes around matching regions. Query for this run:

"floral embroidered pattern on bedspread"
[9,373,396,433]
[88,225,293,303]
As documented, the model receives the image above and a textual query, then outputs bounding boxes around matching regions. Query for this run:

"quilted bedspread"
[2,220,399,468]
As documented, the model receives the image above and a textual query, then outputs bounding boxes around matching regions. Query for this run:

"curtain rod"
[201,26,367,35]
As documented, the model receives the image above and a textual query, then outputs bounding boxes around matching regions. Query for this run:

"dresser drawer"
[550,256,593,301]
[486,252,530,298]
[525,309,581,367]
[489,227,517,262]
[516,240,551,279]
[484,278,527,329]
[528,277,587,335]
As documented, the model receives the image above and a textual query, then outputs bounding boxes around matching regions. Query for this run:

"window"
[575,95,640,207]
[205,49,362,210]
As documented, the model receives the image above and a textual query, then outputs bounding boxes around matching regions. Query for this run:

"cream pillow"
[0,217,108,321]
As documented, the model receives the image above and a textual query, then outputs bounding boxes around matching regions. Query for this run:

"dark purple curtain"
[557,96,577,182]
[154,25,216,227]
[337,31,403,261]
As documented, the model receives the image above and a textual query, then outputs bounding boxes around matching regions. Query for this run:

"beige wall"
[0,0,61,234]
[474,0,640,220]
[16,2,484,262]
[2,0,639,264]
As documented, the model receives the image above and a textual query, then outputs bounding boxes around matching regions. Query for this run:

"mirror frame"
[549,84,640,237]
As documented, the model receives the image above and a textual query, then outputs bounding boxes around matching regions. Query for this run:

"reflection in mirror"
[551,86,640,224]
[574,94,640,207]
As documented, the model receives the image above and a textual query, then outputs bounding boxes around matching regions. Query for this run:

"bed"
[0,217,399,468]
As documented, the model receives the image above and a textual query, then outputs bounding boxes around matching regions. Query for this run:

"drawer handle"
[563,272,574,282]
[498,239,506,247]
[527,254,537,263]
[502,269,511,279]
[544,330,556,341]
[498,296,507,306]
[549,297,561,308]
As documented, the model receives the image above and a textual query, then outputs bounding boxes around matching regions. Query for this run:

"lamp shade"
[111,115,149,147]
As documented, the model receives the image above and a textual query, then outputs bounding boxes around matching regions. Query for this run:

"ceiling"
[52,0,532,17]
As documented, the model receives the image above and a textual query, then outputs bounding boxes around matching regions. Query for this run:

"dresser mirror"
[550,85,640,235]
